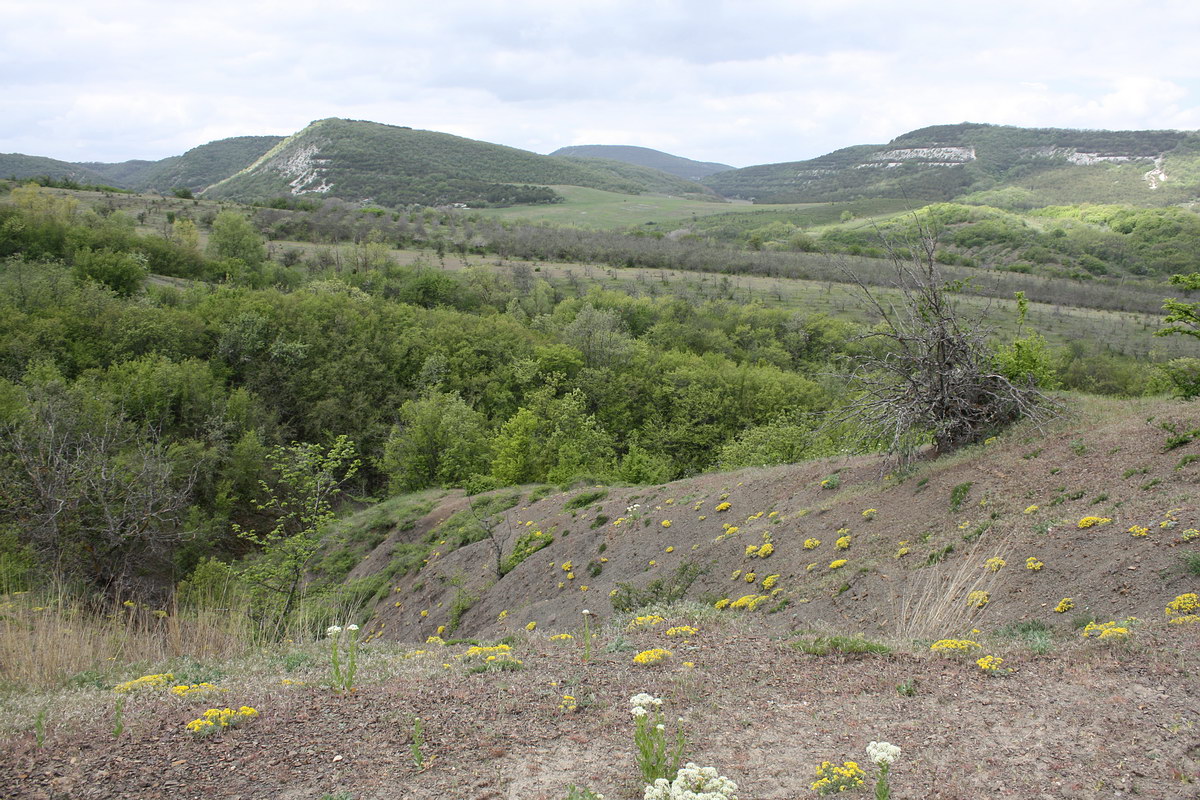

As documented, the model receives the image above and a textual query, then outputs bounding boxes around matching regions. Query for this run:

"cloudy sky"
[3,0,1200,167]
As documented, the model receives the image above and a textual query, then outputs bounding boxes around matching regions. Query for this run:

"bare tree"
[834,230,1054,461]
[1,382,197,597]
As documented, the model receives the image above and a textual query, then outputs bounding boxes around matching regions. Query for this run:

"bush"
[611,561,706,613]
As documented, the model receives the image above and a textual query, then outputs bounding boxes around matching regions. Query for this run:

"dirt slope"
[369,396,1198,646]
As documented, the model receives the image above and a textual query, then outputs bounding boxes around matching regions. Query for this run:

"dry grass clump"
[890,539,1012,642]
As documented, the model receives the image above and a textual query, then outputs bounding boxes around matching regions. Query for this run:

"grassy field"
[467,185,832,229]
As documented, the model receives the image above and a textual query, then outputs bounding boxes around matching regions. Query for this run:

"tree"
[1156,272,1200,397]
[1157,272,1200,340]
[206,210,265,266]
[0,366,196,596]
[234,436,359,638]
[836,231,1052,459]
[380,391,490,491]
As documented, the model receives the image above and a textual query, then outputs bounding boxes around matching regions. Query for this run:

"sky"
[3,0,1200,168]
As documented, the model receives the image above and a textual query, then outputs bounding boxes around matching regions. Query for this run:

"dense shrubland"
[0,184,1183,615]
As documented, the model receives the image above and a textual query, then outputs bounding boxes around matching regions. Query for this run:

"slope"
[550,144,734,179]
[704,122,1200,206]
[0,153,113,185]
[203,118,717,208]
[103,135,284,193]
[350,394,1197,646]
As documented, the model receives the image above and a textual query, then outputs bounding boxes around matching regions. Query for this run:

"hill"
[83,135,284,193]
[550,144,734,180]
[0,152,113,185]
[703,122,1200,206]
[202,118,719,207]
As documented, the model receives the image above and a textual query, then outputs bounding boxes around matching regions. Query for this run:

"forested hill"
[82,136,284,194]
[703,122,1200,206]
[0,153,115,187]
[2,137,283,196]
[550,144,734,180]
[202,118,719,207]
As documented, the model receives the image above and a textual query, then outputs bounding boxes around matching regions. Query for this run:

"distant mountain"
[549,145,734,180]
[0,153,113,185]
[84,136,284,193]
[203,118,719,207]
[703,123,1200,206]
[4,136,283,195]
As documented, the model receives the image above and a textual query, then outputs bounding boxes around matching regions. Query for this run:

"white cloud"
[1,0,1198,166]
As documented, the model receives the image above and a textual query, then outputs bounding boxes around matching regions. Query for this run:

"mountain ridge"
[549,144,734,180]
[702,121,1200,206]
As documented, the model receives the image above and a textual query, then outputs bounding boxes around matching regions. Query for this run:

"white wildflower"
[644,763,738,800]
[866,740,901,765]
[346,623,359,631]
[326,625,342,636]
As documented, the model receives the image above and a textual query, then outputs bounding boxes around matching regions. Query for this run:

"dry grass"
[0,589,255,691]
[889,537,1013,642]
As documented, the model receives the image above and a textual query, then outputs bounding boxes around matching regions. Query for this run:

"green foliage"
[564,489,608,510]
[381,391,491,491]
[616,443,674,485]
[0,525,38,592]
[233,436,360,639]
[563,786,605,800]
[925,544,955,565]
[949,482,973,512]
[72,248,148,296]
[491,389,616,486]
[993,331,1059,390]
[791,635,891,656]
[448,583,478,633]
[610,561,705,613]
[206,210,264,266]
[717,416,845,469]
[501,529,554,575]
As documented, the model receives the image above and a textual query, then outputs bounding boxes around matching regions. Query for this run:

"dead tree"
[835,230,1054,462]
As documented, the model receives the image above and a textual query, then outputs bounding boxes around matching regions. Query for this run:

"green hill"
[203,118,718,208]
[0,153,112,185]
[87,135,284,193]
[550,144,734,179]
[704,122,1200,206]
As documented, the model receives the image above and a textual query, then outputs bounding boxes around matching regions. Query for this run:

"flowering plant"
[185,706,258,736]
[644,763,738,800]
[633,648,672,665]
[866,741,900,799]
[326,624,360,692]
[811,760,865,795]
[630,693,686,785]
